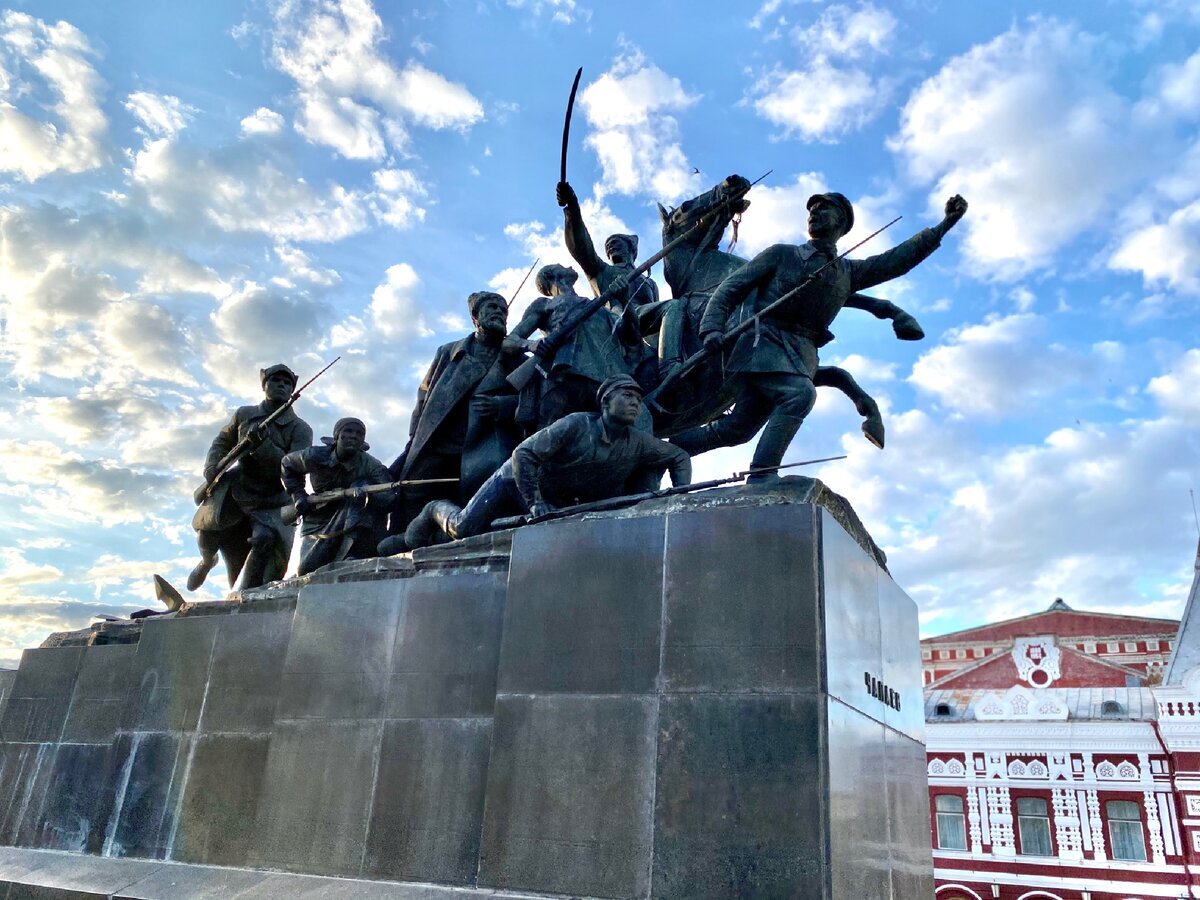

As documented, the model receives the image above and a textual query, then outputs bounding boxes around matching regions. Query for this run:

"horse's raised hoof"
[863,416,886,449]
[893,313,925,341]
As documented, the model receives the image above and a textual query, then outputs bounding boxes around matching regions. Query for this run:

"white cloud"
[0,11,107,180]
[131,137,371,242]
[1147,349,1200,416]
[368,263,433,340]
[505,0,585,25]
[750,4,896,142]
[211,282,331,364]
[0,548,62,590]
[1110,198,1200,294]
[240,106,285,135]
[580,48,701,203]
[269,0,482,160]
[124,91,195,139]
[792,2,896,58]
[908,313,1118,416]
[369,168,427,228]
[889,18,1148,278]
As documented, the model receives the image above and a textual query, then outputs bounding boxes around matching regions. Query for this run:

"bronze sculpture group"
[186,72,968,592]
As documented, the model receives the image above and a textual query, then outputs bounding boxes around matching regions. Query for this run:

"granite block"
[125,618,219,734]
[249,719,382,877]
[386,573,505,719]
[99,732,191,860]
[22,745,111,852]
[170,734,270,867]
[651,693,824,899]
[60,645,136,744]
[363,718,491,884]
[0,744,55,846]
[878,573,925,743]
[885,728,935,900]
[500,516,664,695]
[662,505,820,693]
[277,582,403,721]
[820,509,882,718]
[199,611,293,734]
[479,695,656,899]
[0,650,84,744]
[826,698,891,900]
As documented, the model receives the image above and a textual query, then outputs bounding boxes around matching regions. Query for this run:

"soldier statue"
[672,192,967,477]
[385,290,523,542]
[508,263,645,428]
[405,375,691,547]
[557,180,658,378]
[188,364,313,591]
[281,417,392,575]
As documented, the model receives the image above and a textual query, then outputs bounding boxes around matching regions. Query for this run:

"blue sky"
[1,0,1199,666]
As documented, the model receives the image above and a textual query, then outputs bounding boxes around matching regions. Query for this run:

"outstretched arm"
[558,181,605,281]
[850,195,968,293]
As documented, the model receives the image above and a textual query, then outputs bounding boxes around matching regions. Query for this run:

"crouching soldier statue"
[188,364,314,591]
[405,375,691,548]
[281,417,392,575]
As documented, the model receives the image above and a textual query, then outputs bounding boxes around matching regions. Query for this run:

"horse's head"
[658,174,752,252]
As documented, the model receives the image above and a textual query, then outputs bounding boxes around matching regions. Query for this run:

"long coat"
[394,334,522,498]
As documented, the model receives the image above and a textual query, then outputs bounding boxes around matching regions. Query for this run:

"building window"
[1148,640,1160,651]
[935,795,967,850]
[1123,641,1137,652]
[1016,797,1053,856]
[922,649,931,660]
[1106,800,1146,861]
[937,650,948,660]
[955,648,966,659]
[1106,642,1118,653]
[1085,642,1097,653]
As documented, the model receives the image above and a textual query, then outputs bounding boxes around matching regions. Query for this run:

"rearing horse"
[638,175,927,447]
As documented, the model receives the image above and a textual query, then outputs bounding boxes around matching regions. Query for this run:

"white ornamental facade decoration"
[1012,636,1062,687]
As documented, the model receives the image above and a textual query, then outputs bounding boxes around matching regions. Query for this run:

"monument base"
[0,478,932,899]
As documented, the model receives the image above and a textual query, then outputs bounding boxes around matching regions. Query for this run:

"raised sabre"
[560,67,583,185]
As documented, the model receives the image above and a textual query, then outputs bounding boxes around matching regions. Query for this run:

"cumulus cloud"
[889,18,1154,278]
[908,313,1121,416]
[0,11,107,180]
[750,3,896,142]
[211,282,331,364]
[505,0,585,25]
[269,0,482,160]
[368,263,433,340]
[580,47,701,204]
[1109,197,1200,293]
[240,106,285,135]
[1147,348,1200,416]
[124,91,195,139]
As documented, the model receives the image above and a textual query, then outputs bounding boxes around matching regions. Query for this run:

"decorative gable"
[1012,635,1062,687]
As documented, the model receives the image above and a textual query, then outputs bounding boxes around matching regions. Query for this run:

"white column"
[1077,789,1092,852]
[1145,789,1167,865]
[978,786,991,847]
[1157,792,1178,857]
[1053,788,1083,860]
[1086,789,1106,861]
[967,786,982,853]
[988,785,1015,856]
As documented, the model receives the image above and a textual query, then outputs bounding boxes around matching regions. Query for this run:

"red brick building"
[923,549,1199,900]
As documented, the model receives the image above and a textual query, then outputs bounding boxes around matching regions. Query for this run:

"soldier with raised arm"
[672,192,968,476]
[188,364,313,592]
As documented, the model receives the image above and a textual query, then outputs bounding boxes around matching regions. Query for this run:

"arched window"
[1016,797,1053,856]
[1106,799,1146,861]
[935,795,967,850]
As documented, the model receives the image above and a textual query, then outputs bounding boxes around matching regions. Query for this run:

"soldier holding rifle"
[282,417,393,575]
[671,192,968,476]
[405,375,690,548]
[187,364,314,592]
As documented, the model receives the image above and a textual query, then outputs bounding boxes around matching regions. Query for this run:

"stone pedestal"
[0,479,932,899]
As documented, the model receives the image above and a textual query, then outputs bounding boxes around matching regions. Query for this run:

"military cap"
[596,374,644,407]
[806,192,854,234]
[323,416,369,450]
[260,363,298,387]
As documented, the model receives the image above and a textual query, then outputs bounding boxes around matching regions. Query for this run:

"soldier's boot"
[746,413,806,483]
[405,500,461,550]
[657,301,688,381]
[186,553,218,592]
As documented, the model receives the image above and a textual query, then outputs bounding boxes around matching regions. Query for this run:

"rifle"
[192,356,340,506]
[489,454,846,530]
[643,216,902,407]
[506,171,772,392]
[507,257,540,308]
[282,477,459,526]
